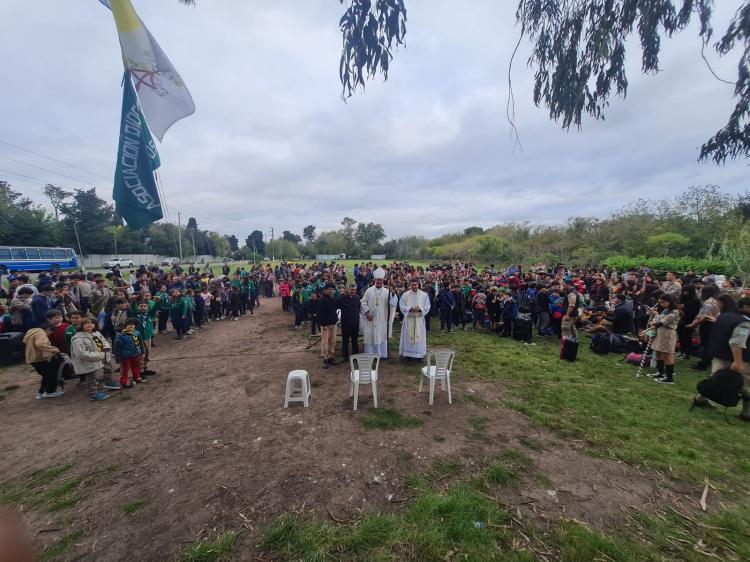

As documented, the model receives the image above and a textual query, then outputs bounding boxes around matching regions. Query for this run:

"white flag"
[104,0,195,141]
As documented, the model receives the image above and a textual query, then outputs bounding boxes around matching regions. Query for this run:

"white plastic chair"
[420,349,455,405]
[349,353,379,411]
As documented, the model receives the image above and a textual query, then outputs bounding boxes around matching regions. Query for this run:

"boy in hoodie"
[113,318,146,388]
[70,318,110,401]
[23,323,64,399]
[135,300,156,376]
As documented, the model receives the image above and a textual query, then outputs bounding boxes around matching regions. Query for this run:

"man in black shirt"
[337,284,361,361]
[318,284,339,369]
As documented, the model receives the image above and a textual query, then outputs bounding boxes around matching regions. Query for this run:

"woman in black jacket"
[677,284,700,360]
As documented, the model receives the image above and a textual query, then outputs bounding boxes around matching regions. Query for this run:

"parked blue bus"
[0,246,79,273]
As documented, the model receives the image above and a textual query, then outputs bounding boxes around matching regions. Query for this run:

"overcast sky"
[1,1,747,242]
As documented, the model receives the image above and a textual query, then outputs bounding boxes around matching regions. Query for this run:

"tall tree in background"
[225,234,240,252]
[282,230,302,244]
[60,188,115,254]
[355,221,386,255]
[0,180,59,246]
[303,224,317,244]
[43,184,71,224]
[246,230,265,256]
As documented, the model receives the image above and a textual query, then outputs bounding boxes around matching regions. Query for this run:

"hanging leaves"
[338,0,408,99]
[516,0,750,163]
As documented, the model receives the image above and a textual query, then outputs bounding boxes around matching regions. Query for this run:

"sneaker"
[90,391,110,401]
[691,397,712,408]
[134,378,148,384]
[654,376,674,384]
[646,371,663,378]
[441,330,446,334]
[187,330,195,334]
[42,391,64,398]
[322,361,329,370]
[36,392,44,400]
[175,336,183,340]
[123,382,134,389]
[103,382,121,391]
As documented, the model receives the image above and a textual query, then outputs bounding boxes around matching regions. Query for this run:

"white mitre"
[373,267,386,280]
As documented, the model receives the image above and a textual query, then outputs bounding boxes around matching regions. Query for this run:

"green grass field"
[261,329,750,561]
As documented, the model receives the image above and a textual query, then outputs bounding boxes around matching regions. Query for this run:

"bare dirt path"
[0,298,695,561]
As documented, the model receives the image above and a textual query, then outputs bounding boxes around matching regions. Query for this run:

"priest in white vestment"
[361,268,397,358]
[399,280,431,360]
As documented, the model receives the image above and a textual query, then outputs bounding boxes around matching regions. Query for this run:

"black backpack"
[695,369,743,408]
[560,336,579,362]
[590,333,611,355]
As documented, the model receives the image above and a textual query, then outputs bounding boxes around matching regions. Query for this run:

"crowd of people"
[2,259,748,420]
[0,262,276,401]
[272,260,750,420]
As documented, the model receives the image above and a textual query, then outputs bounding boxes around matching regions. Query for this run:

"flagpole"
[72,219,86,273]
[177,211,183,262]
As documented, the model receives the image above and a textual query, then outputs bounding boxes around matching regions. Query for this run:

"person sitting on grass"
[113,318,146,388]
[70,317,110,402]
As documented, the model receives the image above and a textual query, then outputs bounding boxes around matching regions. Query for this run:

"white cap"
[373,267,386,280]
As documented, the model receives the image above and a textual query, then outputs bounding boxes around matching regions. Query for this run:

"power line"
[0,139,112,181]
[0,167,82,192]
[0,154,109,189]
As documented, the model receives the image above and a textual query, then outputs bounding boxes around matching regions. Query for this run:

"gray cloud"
[0,1,746,241]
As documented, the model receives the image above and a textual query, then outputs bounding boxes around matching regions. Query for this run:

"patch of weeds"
[39,530,83,562]
[45,476,86,512]
[481,449,532,488]
[103,464,119,475]
[360,408,423,431]
[0,392,6,401]
[262,486,521,562]
[432,435,446,443]
[122,497,148,515]
[30,464,74,485]
[518,435,543,451]
[553,519,643,561]
[467,415,489,440]
[430,459,461,479]
[179,530,238,562]
[0,463,76,508]
[404,473,431,493]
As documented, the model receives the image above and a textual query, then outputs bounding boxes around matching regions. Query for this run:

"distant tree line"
[2,180,748,278]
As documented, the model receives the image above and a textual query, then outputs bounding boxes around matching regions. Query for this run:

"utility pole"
[72,220,86,273]
[177,211,183,262]
[191,231,196,259]
[271,227,276,261]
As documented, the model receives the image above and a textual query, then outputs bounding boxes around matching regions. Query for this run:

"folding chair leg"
[429,378,435,406]
[353,382,359,411]
[447,374,452,404]
[372,380,378,408]
[418,375,423,393]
